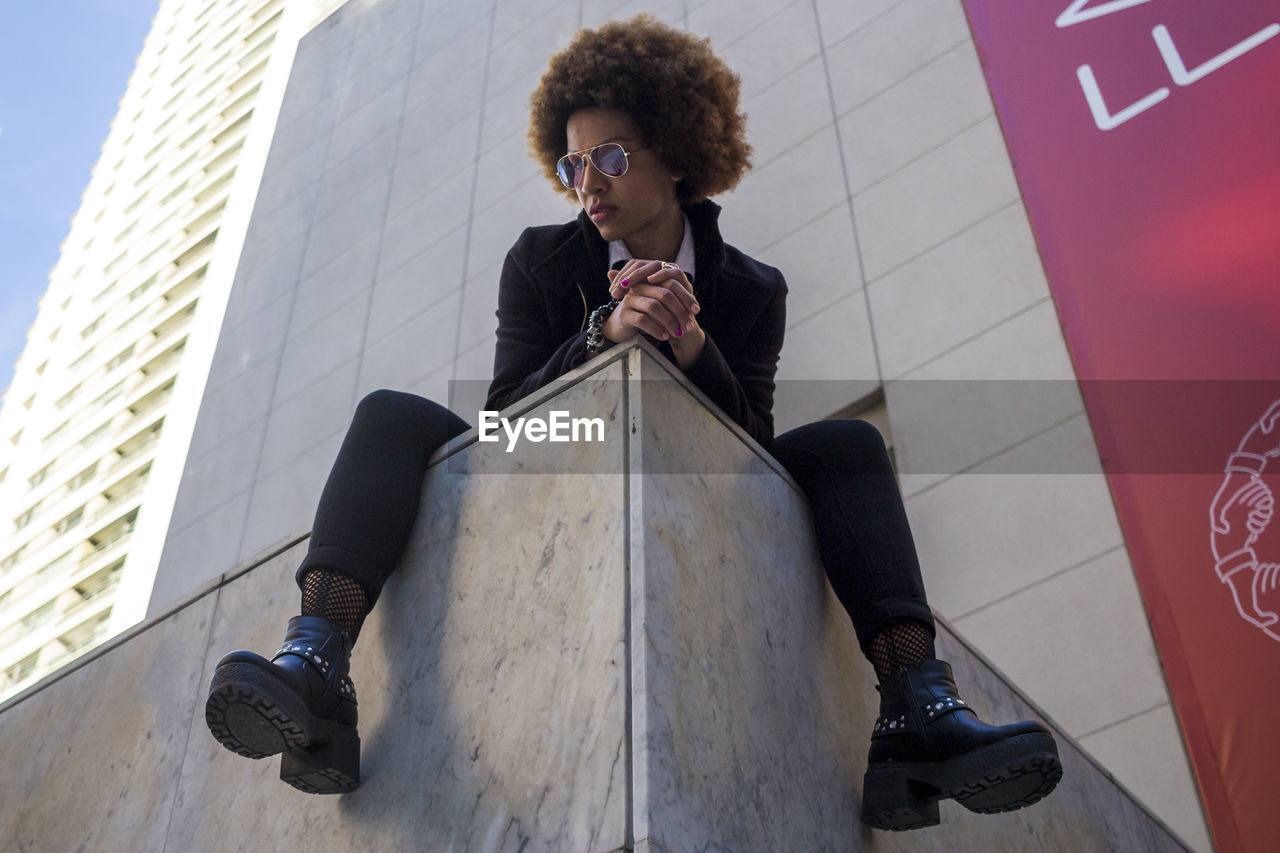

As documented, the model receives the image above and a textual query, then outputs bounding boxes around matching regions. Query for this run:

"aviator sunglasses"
[557,142,650,189]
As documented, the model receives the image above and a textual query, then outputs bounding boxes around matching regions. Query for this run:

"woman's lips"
[590,205,616,222]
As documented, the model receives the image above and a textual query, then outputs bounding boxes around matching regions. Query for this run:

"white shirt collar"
[608,214,696,279]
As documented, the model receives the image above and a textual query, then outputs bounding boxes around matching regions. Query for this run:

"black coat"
[484,199,788,450]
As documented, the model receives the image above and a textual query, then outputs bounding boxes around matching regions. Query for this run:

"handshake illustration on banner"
[1211,399,1280,641]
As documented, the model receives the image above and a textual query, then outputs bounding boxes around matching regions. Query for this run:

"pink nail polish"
[675,328,682,337]
[621,278,630,287]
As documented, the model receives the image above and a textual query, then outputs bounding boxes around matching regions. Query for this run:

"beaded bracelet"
[586,298,621,357]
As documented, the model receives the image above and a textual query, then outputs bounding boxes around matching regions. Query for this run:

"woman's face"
[564,108,682,250]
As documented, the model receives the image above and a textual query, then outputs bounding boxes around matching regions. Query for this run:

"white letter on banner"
[1056,0,1154,29]
[1076,64,1169,130]
[1153,22,1280,86]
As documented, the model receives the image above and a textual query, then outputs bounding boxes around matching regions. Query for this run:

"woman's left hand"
[608,259,706,369]
[608,259,697,319]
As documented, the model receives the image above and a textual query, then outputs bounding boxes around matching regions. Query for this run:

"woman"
[205,14,1061,831]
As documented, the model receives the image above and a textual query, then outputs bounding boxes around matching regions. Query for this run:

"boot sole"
[206,662,310,758]
[861,731,1063,830]
[205,661,360,794]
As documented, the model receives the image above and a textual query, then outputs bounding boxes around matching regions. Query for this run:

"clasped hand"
[603,259,701,345]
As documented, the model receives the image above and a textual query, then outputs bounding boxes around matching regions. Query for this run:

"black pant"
[771,420,934,656]
[297,390,934,658]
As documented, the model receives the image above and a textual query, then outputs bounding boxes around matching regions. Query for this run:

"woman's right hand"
[602,259,700,343]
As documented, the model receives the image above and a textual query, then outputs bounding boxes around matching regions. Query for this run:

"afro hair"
[527,14,752,204]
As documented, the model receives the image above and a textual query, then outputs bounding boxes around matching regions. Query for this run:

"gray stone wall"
[4,345,1191,851]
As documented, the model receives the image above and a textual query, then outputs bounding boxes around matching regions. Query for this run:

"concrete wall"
[2,344,1192,851]
[150,0,1211,849]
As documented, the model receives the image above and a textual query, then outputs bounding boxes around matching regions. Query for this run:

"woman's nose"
[579,155,607,192]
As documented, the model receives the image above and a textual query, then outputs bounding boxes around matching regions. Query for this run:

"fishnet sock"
[869,618,936,684]
[300,568,370,643]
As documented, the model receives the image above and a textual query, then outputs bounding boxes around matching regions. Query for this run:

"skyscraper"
[0,0,344,702]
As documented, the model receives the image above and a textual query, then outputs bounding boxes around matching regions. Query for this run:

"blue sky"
[0,1,159,398]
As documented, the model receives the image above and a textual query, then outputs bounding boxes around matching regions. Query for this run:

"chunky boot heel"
[859,765,941,831]
[860,659,1062,830]
[280,724,360,794]
[205,615,360,792]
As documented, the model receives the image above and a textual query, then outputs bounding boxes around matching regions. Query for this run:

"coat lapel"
[526,198,730,330]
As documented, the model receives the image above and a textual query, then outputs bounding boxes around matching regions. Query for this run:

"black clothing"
[771,419,933,656]
[298,394,931,657]
[486,199,786,450]
[297,202,934,659]
[296,391,470,608]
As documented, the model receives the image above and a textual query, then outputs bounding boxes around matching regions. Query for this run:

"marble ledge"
[427,336,803,488]
[0,526,312,717]
[0,339,1197,852]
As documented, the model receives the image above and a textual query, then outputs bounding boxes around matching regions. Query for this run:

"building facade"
[0,0,343,702]
[144,1,1213,849]
[5,0,1243,850]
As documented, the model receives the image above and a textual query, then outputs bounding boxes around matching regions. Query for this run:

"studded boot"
[205,615,360,794]
[860,659,1063,830]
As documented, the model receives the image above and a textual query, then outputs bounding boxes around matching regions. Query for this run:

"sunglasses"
[556,142,650,189]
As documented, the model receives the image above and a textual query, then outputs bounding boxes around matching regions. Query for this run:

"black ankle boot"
[860,659,1062,830]
[205,615,360,794]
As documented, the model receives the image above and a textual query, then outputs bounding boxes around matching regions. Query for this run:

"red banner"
[958,2,1280,851]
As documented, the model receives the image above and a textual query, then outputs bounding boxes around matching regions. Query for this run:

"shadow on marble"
[627,347,866,851]
[624,344,1193,853]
